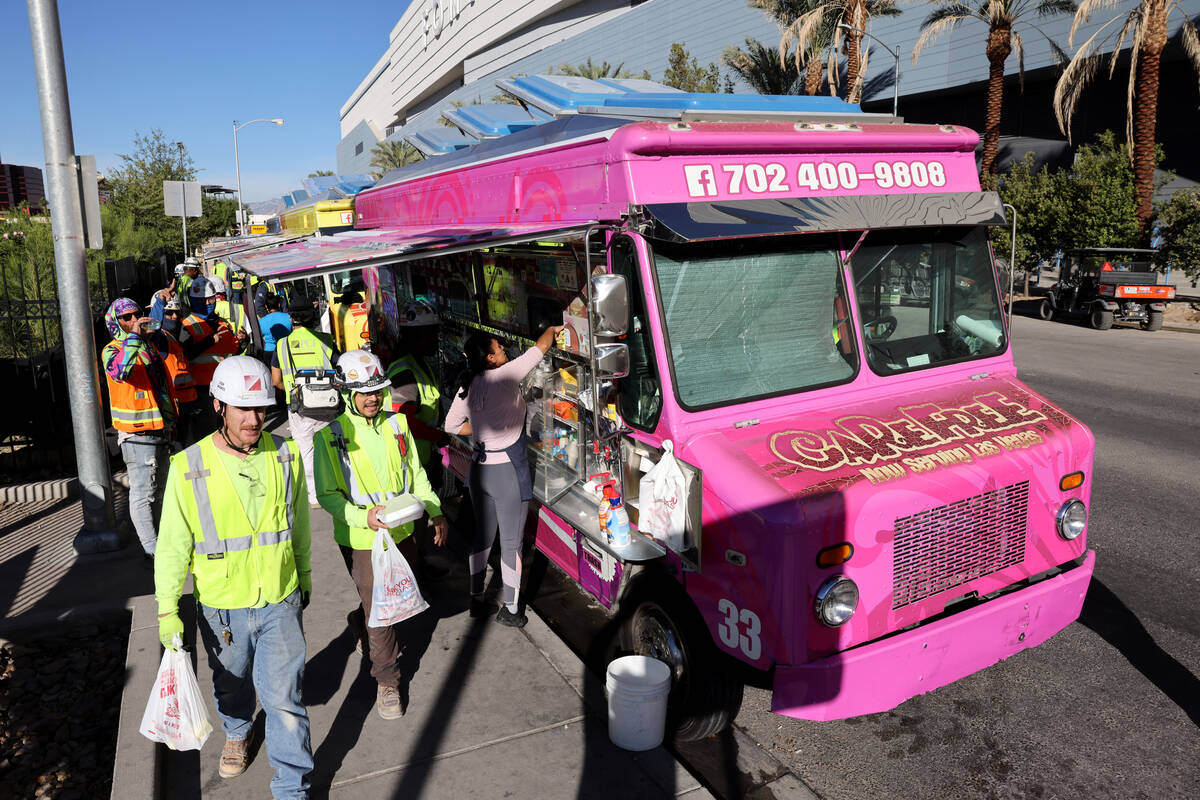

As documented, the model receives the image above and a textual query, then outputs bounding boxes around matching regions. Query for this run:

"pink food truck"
[229,77,1095,740]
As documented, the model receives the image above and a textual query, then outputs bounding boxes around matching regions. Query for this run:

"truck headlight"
[1056,500,1087,540]
[815,577,859,627]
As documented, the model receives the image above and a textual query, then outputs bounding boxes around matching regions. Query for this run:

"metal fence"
[0,255,136,482]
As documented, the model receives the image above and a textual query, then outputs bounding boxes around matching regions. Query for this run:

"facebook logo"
[683,165,717,197]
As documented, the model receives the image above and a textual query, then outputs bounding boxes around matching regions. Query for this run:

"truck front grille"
[892,481,1029,609]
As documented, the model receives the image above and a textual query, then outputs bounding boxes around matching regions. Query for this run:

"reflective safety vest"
[277,327,335,403]
[162,336,197,404]
[387,354,440,463]
[319,413,413,549]
[214,299,247,334]
[229,269,245,293]
[181,314,240,386]
[213,261,229,284]
[176,434,301,609]
[176,275,194,311]
[106,347,176,434]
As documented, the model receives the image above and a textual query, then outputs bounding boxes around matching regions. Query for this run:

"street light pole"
[837,23,899,119]
[233,118,284,236]
[27,0,118,551]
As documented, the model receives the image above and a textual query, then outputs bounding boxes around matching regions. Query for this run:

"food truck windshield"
[846,226,1006,376]
[649,226,1008,410]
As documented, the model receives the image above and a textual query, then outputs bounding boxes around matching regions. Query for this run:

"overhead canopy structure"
[642,192,1007,242]
[227,222,598,283]
[201,232,311,262]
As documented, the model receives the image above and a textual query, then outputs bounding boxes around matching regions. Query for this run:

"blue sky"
[2,1,411,204]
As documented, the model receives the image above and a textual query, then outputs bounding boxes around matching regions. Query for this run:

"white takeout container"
[378,493,426,528]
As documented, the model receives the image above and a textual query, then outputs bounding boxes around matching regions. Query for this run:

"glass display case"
[527,360,587,504]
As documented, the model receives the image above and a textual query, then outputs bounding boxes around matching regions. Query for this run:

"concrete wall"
[337,0,1200,175]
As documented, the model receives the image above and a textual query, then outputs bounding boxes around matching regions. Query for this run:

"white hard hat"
[164,296,185,312]
[211,356,275,407]
[337,349,388,393]
[399,299,439,327]
[184,257,201,267]
[207,274,227,294]
[174,264,187,275]
[188,277,216,300]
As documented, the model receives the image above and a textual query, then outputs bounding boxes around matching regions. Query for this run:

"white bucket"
[605,655,672,751]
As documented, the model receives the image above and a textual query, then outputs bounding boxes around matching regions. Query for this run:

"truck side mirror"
[590,274,629,336]
[594,343,630,379]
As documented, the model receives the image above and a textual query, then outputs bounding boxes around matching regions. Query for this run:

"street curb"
[0,477,79,505]
[110,594,162,800]
[1163,324,1200,334]
[0,471,128,505]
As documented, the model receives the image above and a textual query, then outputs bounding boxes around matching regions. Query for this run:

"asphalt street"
[729,314,1200,800]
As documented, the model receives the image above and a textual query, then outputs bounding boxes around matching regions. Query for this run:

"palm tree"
[913,1,1076,177]
[750,0,901,103]
[1054,0,1200,236]
[554,59,651,80]
[369,140,423,181]
[723,38,806,94]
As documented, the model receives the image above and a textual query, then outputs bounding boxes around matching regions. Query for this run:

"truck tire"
[1038,299,1054,321]
[1142,310,1164,331]
[1090,307,1114,330]
[619,588,744,742]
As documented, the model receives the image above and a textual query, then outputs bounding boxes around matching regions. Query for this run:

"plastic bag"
[640,440,688,553]
[368,528,429,627]
[140,635,213,751]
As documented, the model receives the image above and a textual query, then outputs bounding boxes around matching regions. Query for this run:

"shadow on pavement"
[1078,577,1200,726]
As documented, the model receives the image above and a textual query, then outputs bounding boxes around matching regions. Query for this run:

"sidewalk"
[0,459,716,798]
[139,502,712,799]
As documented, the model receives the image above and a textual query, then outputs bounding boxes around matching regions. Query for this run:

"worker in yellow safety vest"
[209,274,251,338]
[155,355,312,794]
[102,297,178,559]
[313,349,447,720]
[386,300,452,578]
[180,277,245,443]
[272,306,340,506]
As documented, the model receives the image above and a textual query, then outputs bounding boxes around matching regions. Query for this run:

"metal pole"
[891,50,899,119]
[27,0,119,550]
[1004,202,1017,324]
[838,23,900,118]
[180,184,188,257]
[234,121,245,236]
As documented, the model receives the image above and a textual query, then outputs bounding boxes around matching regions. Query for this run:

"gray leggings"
[468,461,529,612]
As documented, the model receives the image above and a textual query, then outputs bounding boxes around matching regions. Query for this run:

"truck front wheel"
[1142,309,1164,331]
[620,593,744,741]
[1038,299,1054,321]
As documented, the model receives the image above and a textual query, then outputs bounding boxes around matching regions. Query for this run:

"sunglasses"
[117,312,138,321]
[163,310,180,317]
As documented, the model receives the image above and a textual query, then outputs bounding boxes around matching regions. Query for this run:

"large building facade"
[337,0,1200,180]
[0,164,46,212]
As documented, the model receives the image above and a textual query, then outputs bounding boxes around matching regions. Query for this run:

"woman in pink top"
[445,324,562,627]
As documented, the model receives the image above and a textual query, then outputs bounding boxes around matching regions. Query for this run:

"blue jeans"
[119,436,169,555]
[197,589,312,799]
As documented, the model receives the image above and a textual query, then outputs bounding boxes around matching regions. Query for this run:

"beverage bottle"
[606,485,631,547]
[598,493,612,543]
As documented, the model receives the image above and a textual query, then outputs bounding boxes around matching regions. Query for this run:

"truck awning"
[227,223,599,282]
[641,192,1007,242]
[202,233,311,261]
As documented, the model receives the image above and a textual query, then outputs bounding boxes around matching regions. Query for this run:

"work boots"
[377,685,403,720]
[218,736,251,778]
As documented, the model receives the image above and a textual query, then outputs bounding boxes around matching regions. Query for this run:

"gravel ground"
[0,624,128,800]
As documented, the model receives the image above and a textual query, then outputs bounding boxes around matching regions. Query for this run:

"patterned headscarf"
[105,298,140,339]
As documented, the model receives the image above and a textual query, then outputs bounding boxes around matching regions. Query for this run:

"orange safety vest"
[105,345,177,434]
[182,314,240,386]
[163,335,197,403]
